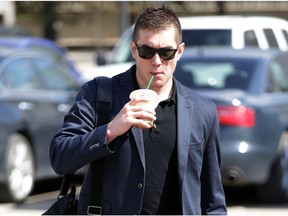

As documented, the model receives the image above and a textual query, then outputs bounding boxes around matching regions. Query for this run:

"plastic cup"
[129,89,158,128]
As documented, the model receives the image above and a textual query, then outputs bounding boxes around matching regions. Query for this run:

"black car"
[0,47,80,202]
[174,47,288,201]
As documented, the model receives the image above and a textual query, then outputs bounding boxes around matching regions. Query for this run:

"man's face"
[131,27,185,91]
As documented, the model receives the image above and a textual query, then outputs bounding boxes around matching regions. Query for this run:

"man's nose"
[151,52,162,65]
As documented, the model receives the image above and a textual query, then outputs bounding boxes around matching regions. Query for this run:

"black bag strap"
[94,76,113,126]
[90,76,113,211]
[59,77,113,214]
[58,173,74,197]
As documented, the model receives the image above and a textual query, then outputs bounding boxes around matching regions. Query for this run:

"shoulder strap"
[95,76,113,126]
[89,76,113,215]
[58,173,74,197]
[60,77,113,215]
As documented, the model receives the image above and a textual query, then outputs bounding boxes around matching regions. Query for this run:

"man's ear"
[176,42,185,61]
[130,40,137,59]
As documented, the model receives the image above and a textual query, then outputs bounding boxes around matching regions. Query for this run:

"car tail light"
[217,106,255,127]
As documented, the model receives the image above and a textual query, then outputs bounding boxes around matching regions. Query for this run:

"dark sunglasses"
[135,43,178,60]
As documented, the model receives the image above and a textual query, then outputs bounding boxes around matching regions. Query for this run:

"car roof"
[179,15,288,29]
[0,37,82,81]
[0,37,66,54]
[181,46,285,60]
[0,46,65,63]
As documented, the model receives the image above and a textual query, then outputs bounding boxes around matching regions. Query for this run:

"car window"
[32,58,78,91]
[182,29,232,46]
[244,30,259,47]
[264,29,279,48]
[282,29,288,45]
[174,58,255,91]
[0,58,42,90]
[0,56,78,91]
[267,58,288,92]
[110,28,133,64]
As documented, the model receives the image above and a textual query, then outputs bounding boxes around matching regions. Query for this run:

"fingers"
[129,96,158,110]
[128,97,149,106]
[122,102,156,128]
[106,100,157,143]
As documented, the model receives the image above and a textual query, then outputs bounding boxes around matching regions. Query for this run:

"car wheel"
[0,133,35,202]
[256,131,288,202]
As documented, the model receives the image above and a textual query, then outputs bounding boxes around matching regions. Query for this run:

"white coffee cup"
[129,89,158,128]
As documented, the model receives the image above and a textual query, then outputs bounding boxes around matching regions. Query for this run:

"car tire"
[256,131,288,202]
[0,133,35,202]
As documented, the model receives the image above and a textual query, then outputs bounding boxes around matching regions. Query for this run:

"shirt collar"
[163,82,177,104]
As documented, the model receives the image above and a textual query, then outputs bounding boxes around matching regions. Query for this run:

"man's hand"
[106,97,157,143]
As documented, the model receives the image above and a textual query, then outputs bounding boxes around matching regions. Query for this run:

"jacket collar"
[114,65,137,108]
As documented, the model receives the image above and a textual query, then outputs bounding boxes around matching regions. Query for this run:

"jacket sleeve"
[201,105,227,215]
[49,80,114,175]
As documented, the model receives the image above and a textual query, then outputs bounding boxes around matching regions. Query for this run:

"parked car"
[0,37,82,82]
[97,15,288,66]
[173,47,288,202]
[0,46,80,202]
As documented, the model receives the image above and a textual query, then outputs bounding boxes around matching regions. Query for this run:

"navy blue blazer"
[50,65,227,215]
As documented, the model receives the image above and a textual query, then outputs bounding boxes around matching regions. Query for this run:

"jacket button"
[138,183,143,189]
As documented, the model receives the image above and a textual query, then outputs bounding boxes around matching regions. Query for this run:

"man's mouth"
[151,71,162,75]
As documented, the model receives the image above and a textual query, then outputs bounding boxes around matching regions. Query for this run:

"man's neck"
[153,81,174,102]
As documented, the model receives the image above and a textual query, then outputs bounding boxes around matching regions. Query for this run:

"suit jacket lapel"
[114,66,146,168]
[176,81,194,191]
[131,126,145,168]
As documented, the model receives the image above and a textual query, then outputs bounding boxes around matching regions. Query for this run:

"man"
[50,6,227,215]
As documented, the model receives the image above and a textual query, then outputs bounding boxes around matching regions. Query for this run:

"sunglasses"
[135,43,178,60]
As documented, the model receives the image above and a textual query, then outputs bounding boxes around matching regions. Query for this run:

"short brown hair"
[133,6,182,44]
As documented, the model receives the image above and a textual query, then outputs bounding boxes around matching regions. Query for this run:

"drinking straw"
[146,74,155,89]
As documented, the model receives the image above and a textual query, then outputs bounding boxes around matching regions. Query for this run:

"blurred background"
[2,1,288,46]
[1,1,288,215]
[2,1,288,70]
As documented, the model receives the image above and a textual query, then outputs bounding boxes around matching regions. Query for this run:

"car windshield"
[174,58,257,91]
[182,29,232,46]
